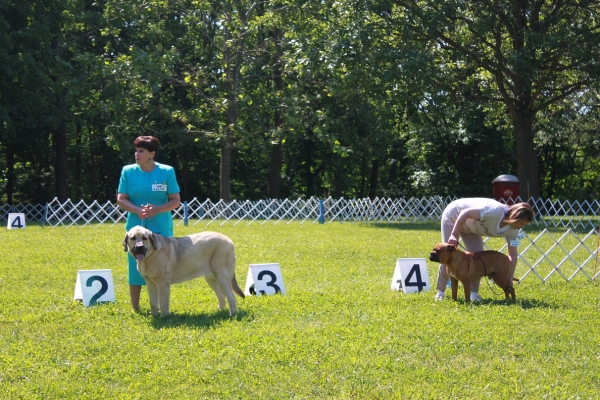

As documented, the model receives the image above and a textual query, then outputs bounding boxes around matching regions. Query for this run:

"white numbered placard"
[391,258,431,294]
[74,269,116,307]
[244,263,286,296]
[7,213,26,229]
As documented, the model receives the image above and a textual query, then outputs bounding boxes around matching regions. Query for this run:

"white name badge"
[244,263,286,296]
[74,270,116,307]
[510,240,520,247]
[152,183,167,192]
[7,213,26,229]
[391,258,431,294]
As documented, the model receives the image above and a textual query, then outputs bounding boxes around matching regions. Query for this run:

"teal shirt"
[118,162,180,234]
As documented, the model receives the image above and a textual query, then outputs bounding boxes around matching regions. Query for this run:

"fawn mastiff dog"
[123,225,245,316]
[429,243,516,302]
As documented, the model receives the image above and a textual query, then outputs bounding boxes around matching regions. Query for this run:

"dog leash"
[458,243,502,297]
[474,253,502,296]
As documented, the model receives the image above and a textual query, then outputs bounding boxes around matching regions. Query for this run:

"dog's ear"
[446,244,456,252]
[149,232,158,250]
[122,234,129,252]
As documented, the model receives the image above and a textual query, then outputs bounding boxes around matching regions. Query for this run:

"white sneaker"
[434,292,445,301]
[470,293,483,302]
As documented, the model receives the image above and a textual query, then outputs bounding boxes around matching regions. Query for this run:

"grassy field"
[1,222,599,399]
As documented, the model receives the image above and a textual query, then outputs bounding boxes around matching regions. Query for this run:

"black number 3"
[249,270,281,295]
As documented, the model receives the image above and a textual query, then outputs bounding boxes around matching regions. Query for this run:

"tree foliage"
[1,0,599,204]
[378,0,600,198]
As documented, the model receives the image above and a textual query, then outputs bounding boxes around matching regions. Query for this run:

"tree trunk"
[180,145,193,201]
[74,122,82,200]
[89,130,97,199]
[220,24,241,203]
[303,129,316,197]
[368,158,379,199]
[268,142,282,198]
[511,109,539,200]
[6,147,14,205]
[220,96,236,201]
[267,28,284,199]
[359,157,367,198]
[54,96,68,202]
[220,130,233,202]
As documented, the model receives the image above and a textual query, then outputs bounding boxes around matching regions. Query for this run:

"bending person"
[435,198,534,301]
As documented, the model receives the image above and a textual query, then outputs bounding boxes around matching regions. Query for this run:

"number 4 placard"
[74,270,116,307]
[7,213,26,230]
[244,263,287,296]
[391,258,431,294]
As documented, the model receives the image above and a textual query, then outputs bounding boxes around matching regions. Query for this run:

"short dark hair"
[133,136,161,158]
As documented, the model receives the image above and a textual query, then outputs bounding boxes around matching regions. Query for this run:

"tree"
[0,0,66,203]
[536,87,600,200]
[102,0,278,202]
[379,0,600,198]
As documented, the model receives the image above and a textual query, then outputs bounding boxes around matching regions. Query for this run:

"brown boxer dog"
[429,243,516,302]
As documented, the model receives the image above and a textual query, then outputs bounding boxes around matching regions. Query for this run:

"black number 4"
[11,216,24,228]
[404,264,426,292]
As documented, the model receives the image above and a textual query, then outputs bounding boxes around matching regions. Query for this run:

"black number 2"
[404,264,426,292]
[86,275,108,305]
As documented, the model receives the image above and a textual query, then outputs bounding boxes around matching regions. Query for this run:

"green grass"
[1,222,599,399]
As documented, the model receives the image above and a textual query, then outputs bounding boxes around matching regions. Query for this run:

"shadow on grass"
[358,222,440,231]
[148,309,251,330]
[442,294,557,309]
[476,298,557,309]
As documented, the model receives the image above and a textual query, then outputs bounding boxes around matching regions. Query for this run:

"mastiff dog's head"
[123,226,157,261]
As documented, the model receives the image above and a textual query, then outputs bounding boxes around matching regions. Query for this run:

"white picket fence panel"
[15,196,456,227]
[3,195,599,228]
[2,196,599,283]
[483,229,600,282]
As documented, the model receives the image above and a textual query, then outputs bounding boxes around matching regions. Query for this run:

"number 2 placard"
[244,263,287,296]
[74,270,116,307]
[391,258,431,294]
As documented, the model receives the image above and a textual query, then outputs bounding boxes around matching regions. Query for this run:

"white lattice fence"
[177,198,323,225]
[483,229,600,282]
[7,196,594,229]
[4,196,600,228]
[3,197,599,283]
[531,197,600,230]
[1,203,47,222]
[324,196,449,223]
[43,199,125,227]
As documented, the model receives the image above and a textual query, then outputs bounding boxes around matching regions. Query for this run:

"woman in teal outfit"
[117,136,181,311]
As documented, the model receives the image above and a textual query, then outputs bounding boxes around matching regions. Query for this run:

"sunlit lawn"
[1,222,599,399]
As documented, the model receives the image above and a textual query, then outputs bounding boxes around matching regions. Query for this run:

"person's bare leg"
[129,284,142,312]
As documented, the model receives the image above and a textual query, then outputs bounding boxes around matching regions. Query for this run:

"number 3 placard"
[391,258,431,294]
[244,263,287,296]
[74,270,116,307]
